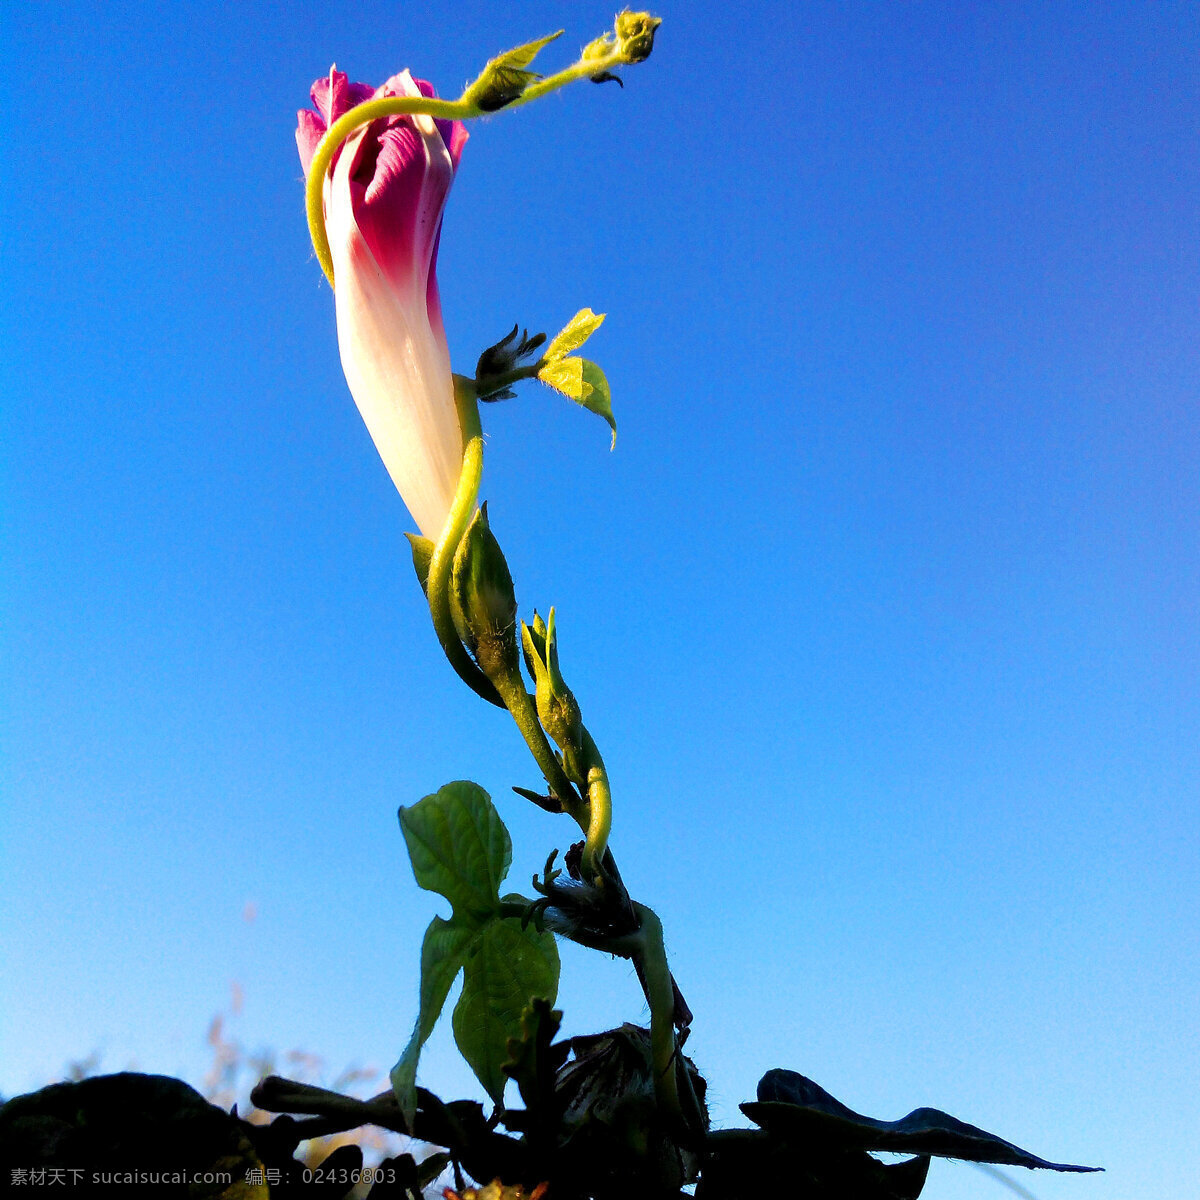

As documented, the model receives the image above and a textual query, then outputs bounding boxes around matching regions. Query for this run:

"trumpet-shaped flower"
[297,68,468,539]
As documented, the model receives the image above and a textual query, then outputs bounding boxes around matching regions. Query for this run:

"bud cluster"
[522,610,586,783]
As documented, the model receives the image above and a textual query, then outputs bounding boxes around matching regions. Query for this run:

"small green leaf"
[390,916,477,1125]
[464,31,565,111]
[579,360,616,448]
[538,357,617,448]
[538,356,586,399]
[544,308,606,362]
[399,781,511,920]
[452,911,560,1106]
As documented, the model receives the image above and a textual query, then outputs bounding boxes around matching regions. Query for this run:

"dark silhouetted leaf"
[0,1073,265,1197]
[743,1070,1100,1172]
[699,1127,929,1200]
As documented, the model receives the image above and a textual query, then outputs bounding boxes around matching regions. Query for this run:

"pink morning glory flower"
[297,68,469,539]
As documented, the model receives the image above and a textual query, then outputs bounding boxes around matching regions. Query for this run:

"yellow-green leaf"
[390,917,478,1126]
[538,356,586,400]
[544,308,606,362]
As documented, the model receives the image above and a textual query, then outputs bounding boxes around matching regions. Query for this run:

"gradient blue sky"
[2,2,1197,1197]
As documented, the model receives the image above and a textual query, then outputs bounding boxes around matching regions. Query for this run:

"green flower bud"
[614,11,662,64]
[451,504,520,681]
[521,608,583,763]
[521,610,550,681]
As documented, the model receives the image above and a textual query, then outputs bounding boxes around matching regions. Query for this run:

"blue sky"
[2,2,1197,1197]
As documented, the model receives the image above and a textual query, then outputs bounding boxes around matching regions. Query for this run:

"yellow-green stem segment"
[579,727,612,885]
[426,378,504,707]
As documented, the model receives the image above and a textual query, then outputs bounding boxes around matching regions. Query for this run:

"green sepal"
[538,357,617,448]
[476,324,547,395]
[520,610,549,682]
[450,504,520,681]
[405,533,435,597]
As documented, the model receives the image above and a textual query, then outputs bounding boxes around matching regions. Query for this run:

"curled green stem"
[579,727,612,885]
[304,43,640,287]
[426,378,503,707]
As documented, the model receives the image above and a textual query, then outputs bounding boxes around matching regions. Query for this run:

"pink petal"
[295,68,377,178]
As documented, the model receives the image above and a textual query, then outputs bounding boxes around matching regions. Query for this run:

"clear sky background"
[2,2,1197,1198]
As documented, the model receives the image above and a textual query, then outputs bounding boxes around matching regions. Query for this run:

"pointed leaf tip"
[493,29,565,71]
[745,1070,1102,1173]
[544,308,606,362]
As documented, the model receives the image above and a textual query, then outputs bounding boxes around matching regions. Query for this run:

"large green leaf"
[394,784,561,1119]
[452,909,560,1106]
[399,781,511,920]
[390,917,478,1125]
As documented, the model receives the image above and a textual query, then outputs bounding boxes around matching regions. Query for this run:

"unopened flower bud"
[615,11,662,63]
[521,608,583,762]
[582,34,615,61]
[451,504,520,681]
